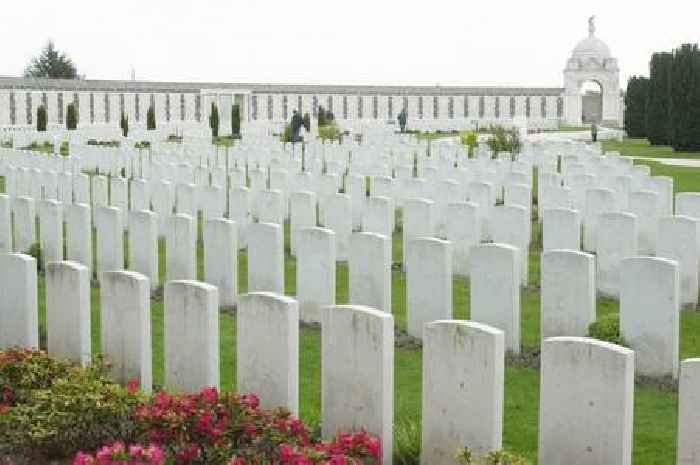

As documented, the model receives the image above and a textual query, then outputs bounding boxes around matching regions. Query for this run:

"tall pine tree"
[624,76,649,138]
[646,52,673,145]
[209,102,220,138]
[670,44,700,151]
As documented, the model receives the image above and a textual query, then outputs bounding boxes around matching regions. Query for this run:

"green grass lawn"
[26,216,698,465]
[5,139,700,464]
[603,138,700,159]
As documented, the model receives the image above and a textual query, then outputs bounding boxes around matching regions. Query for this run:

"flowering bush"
[0,349,381,465]
[74,442,165,465]
[0,348,72,410]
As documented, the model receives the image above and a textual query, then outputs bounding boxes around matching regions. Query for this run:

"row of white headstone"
[0,188,687,379]
[0,254,698,465]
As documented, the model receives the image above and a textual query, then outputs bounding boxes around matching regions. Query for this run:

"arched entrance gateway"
[563,17,621,126]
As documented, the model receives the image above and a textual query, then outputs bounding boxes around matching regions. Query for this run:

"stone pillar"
[541,250,595,339]
[470,244,520,353]
[297,227,336,323]
[12,196,35,253]
[128,210,159,289]
[0,254,38,349]
[290,191,316,256]
[0,194,12,253]
[204,218,237,307]
[101,270,152,393]
[620,256,679,378]
[248,222,284,294]
[678,358,700,465]
[542,208,581,251]
[65,203,92,273]
[422,321,504,463]
[164,280,219,391]
[406,237,452,340]
[237,292,299,414]
[539,337,634,465]
[166,213,196,282]
[46,261,91,366]
[322,305,393,465]
[95,206,124,278]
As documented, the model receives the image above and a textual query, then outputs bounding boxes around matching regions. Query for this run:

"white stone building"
[0,19,622,131]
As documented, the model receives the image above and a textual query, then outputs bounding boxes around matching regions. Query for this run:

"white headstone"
[297,227,336,323]
[406,237,452,339]
[128,210,159,289]
[237,292,299,414]
[164,280,219,391]
[322,305,393,465]
[470,243,520,353]
[204,218,238,307]
[0,254,38,349]
[539,337,634,465]
[422,321,504,462]
[166,213,196,281]
[678,358,700,465]
[541,250,595,338]
[542,208,581,252]
[248,222,284,294]
[100,270,152,392]
[46,261,91,366]
[349,232,391,313]
[620,256,679,378]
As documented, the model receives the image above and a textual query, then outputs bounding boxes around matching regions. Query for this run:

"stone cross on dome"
[588,15,596,37]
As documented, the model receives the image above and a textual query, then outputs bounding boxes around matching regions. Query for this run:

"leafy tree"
[318,106,327,127]
[146,105,156,130]
[209,102,220,138]
[231,104,241,136]
[302,112,311,132]
[624,76,649,138]
[120,112,129,138]
[646,52,673,145]
[65,103,77,130]
[24,41,79,79]
[669,44,700,151]
[36,105,47,132]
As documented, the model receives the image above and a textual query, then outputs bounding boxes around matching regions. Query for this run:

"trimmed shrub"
[670,43,700,151]
[120,112,129,137]
[66,103,78,130]
[624,76,649,138]
[231,103,241,136]
[209,102,220,138]
[146,105,156,130]
[588,313,626,346]
[36,105,47,132]
[646,52,673,145]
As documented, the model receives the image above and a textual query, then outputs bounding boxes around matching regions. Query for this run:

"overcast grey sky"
[2,0,699,89]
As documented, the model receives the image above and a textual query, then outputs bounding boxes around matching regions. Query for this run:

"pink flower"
[73,452,96,465]
[127,378,140,394]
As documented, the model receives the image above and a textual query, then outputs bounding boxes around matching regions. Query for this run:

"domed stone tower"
[563,16,622,126]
